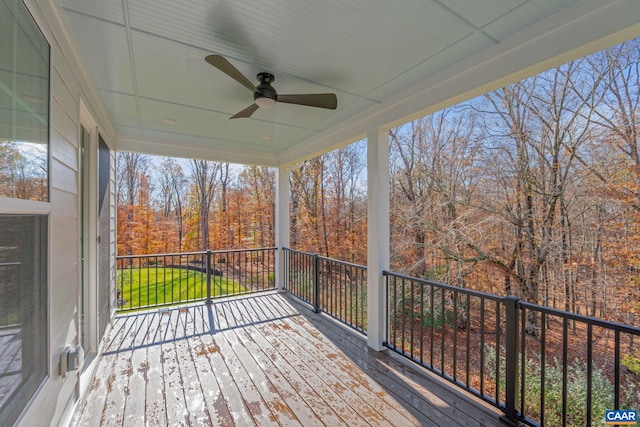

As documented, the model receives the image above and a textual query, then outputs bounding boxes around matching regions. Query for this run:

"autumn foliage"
[117,158,276,255]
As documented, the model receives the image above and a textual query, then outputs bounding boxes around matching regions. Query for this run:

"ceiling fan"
[205,54,337,119]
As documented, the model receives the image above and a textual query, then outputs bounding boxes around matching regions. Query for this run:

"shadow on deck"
[73,291,504,426]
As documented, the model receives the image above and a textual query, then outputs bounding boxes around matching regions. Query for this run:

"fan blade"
[277,93,337,110]
[230,103,260,119]
[205,55,257,93]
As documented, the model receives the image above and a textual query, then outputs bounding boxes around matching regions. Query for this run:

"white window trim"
[0,198,50,215]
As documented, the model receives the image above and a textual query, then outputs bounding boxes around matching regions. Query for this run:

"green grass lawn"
[117,267,246,310]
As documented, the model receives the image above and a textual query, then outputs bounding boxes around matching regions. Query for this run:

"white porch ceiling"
[55,0,640,166]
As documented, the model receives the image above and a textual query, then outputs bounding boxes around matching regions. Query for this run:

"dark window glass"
[0,215,48,426]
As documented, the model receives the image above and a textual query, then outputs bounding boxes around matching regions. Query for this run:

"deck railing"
[384,271,640,427]
[114,247,640,425]
[116,248,276,311]
[283,248,367,334]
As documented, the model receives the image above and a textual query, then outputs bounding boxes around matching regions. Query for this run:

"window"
[0,0,50,201]
[0,0,50,425]
[0,215,48,427]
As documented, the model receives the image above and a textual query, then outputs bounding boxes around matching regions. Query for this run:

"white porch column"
[275,166,290,291]
[367,127,390,351]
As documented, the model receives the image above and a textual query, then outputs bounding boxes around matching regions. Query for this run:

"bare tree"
[582,39,640,319]
[116,152,150,256]
[156,157,188,251]
[0,142,48,201]
[290,157,326,254]
[189,160,221,251]
[588,40,640,173]
[241,166,276,247]
[390,109,480,280]
[324,141,367,262]
[117,152,150,207]
[473,60,599,334]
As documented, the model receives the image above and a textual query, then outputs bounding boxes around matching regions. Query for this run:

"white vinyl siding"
[14,0,117,425]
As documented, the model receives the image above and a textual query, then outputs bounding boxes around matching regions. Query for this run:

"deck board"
[193,310,255,426]
[266,310,415,426]
[73,292,504,427]
[237,326,347,426]
[295,298,503,427]
[220,303,311,426]
[173,309,209,425]
[182,306,234,426]
[145,312,168,427]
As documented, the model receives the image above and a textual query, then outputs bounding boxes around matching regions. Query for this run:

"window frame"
[0,0,52,425]
[0,0,51,203]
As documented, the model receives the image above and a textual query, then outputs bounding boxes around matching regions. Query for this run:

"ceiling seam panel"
[473,0,534,36]
[362,29,478,100]
[136,95,326,133]
[429,0,533,45]
[121,0,142,132]
[128,128,278,149]
[363,0,551,100]
[118,141,280,166]
[122,25,367,101]
[61,7,125,27]
[429,0,482,30]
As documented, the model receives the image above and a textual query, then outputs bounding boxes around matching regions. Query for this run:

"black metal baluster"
[586,323,593,426]
[465,294,470,388]
[453,290,458,382]
[540,312,546,427]
[420,281,424,364]
[480,297,485,397]
[440,288,445,374]
[501,296,519,425]
[410,279,414,358]
[495,300,501,405]
[615,330,621,410]
[430,285,435,368]
[562,317,568,427]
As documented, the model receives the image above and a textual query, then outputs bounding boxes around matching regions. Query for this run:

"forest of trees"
[117,156,277,255]
[389,39,640,326]
[0,141,47,201]
[117,39,640,326]
[116,140,368,261]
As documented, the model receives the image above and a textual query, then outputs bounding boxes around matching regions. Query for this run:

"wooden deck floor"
[73,292,504,426]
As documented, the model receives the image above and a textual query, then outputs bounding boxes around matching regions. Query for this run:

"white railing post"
[275,166,290,291]
[367,127,390,351]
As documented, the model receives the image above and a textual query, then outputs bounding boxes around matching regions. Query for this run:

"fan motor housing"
[255,73,277,101]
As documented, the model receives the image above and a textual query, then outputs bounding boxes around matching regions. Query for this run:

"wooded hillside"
[389,39,640,325]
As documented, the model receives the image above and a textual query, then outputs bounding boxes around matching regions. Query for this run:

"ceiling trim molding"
[118,137,279,166]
